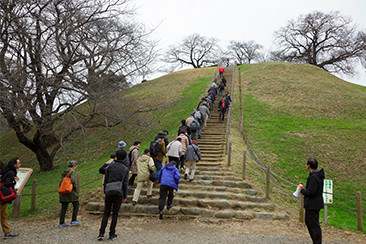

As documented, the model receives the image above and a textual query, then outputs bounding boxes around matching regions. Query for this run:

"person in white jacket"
[166,137,182,164]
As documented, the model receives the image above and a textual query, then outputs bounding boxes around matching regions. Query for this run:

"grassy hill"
[233,62,366,232]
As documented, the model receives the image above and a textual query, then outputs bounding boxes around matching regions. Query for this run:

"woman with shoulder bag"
[0,158,21,239]
[59,160,80,227]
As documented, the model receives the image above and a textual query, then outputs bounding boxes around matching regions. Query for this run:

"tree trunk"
[35,146,54,171]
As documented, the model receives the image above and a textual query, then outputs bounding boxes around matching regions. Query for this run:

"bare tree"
[0,0,156,171]
[273,11,366,74]
[227,40,263,64]
[165,33,219,69]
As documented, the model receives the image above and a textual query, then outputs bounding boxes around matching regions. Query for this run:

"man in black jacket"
[301,158,325,244]
[97,149,129,241]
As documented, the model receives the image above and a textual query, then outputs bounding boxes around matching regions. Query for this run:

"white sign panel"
[323,179,333,204]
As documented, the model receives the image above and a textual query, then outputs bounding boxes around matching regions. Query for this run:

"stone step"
[198,150,224,155]
[197,141,225,146]
[196,162,222,167]
[199,158,224,162]
[125,189,265,202]
[178,184,260,195]
[182,179,253,189]
[194,174,242,181]
[87,196,274,212]
[200,154,224,159]
[86,203,289,221]
[198,145,224,150]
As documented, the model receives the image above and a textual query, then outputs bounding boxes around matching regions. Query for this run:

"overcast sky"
[134,0,366,86]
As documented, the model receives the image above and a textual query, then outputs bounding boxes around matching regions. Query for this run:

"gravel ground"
[3,213,365,244]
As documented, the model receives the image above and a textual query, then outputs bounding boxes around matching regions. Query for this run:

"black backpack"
[149,140,160,156]
[128,148,137,167]
[190,121,198,132]
[219,82,225,90]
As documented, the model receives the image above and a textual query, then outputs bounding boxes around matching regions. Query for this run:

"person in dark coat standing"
[97,149,129,241]
[157,161,180,219]
[0,158,20,239]
[218,97,227,122]
[300,158,325,244]
[59,160,80,227]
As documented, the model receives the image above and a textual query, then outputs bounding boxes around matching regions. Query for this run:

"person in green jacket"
[59,160,80,227]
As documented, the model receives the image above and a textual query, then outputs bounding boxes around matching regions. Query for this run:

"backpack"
[190,121,198,132]
[193,110,201,120]
[149,140,160,156]
[58,170,73,194]
[222,100,226,109]
[128,148,137,167]
[219,82,225,90]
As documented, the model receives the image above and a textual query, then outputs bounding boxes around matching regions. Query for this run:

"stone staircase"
[85,67,289,220]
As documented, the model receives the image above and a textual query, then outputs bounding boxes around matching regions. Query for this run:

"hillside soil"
[4,213,365,243]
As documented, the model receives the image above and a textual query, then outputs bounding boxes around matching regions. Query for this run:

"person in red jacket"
[218,67,225,78]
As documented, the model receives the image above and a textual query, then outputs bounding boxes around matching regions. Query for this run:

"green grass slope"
[0,67,214,218]
[235,62,366,232]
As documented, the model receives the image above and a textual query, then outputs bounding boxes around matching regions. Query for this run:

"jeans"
[305,209,322,244]
[168,156,180,165]
[176,155,185,169]
[128,174,137,186]
[60,201,79,224]
[159,185,174,211]
[154,159,162,177]
[99,195,122,236]
[219,109,226,121]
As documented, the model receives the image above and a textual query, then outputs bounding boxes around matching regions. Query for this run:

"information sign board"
[323,179,333,204]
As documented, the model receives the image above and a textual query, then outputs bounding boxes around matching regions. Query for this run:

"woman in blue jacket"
[157,161,180,219]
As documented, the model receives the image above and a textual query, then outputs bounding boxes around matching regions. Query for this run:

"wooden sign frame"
[14,167,33,195]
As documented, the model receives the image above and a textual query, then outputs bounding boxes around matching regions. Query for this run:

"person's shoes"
[132,201,137,206]
[70,220,80,226]
[189,179,194,182]
[159,211,163,219]
[147,195,152,199]
[109,234,118,240]
[4,232,19,239]
[184,173,188,180]
[97,234,104,241]
[167,205,172,210]
[58,223,68,228]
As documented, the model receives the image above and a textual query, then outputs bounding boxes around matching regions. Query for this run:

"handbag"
[105,181,123,196]
[149,170,157,182]
[58,170,73,194]
[0,182,17,204]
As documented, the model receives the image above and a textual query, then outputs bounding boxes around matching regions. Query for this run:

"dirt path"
[3,212,365,244]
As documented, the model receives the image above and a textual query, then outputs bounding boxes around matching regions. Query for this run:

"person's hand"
[298,184,304,189]
[14,176,19,182]
[122,198,127,203]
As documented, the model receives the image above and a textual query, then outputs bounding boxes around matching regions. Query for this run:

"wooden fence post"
[242,150,246,180]
[76,171,80,193]
[227,142,232,166]
[239,67,243,133]
[265,166,271,199]
[356,191,363,232]
[31,179,37,211]
[12,195,21,218]
[299,181,305,223]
